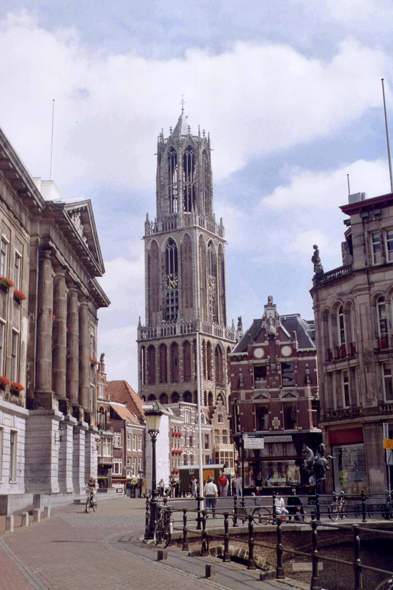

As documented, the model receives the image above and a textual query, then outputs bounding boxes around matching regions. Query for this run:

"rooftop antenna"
[50,99,55,181]
[347,173,351,197]
[180,95,186,116]
[381,79,393,193]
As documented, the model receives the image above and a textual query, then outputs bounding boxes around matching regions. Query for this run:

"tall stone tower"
[137,110,236,409]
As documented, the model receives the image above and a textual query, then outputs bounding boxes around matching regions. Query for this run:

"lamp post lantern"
[144,401,164,541]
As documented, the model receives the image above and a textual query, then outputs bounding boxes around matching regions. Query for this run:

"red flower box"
[14,289,27,303]
[10,382,24,394]
[0,277,14,290]
[89,356,99,366]
[0,375,10,389]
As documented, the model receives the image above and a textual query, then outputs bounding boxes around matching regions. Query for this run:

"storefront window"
[332,443,367,493]
[243,461,300,487]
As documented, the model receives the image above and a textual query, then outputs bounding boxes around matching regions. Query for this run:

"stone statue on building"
[311,244,324,276]
[303,443,334,481]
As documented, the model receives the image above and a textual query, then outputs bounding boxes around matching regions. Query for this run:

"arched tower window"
[208,391,213,407]
[147,345,156,385]
[202,339,207,379]
[199,236,207,321]
[202,150,211,216]
[149,240,160,317]
[338,305,345,345]
[183,146,196,212]
[141,346,146,385]
[377,296,388,340]
[165,238,179,321]
[215,345,223,384]
[207,341,212,381]
[168,148,178,214]
[218,244,226,325]
[207,241,217,323]
[170,342,179,383]
[159,343,167,383]
[183,340,191,382]
[182,234,193,310]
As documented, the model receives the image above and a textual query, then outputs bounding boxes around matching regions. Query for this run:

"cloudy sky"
[1,1,393,386]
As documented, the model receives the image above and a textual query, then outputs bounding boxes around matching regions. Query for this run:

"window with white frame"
[113,433,121,448]
[217,413,223,423]
[383,365,393,402]
[0,320,5,374]
[387,230,393,262]
[132,434,137,451]
[0,428,3,480]
[184,409,191,423]
[14,252,22,291]
[127,433,132,451]
[138,457,142,472]
[9,430,17,482]
[189,432,193,447]
[377,296,388,338]
[102,438,112,457]
[137,435,142,451]
[126,457,131,466]
[0,238,8,277]
[98,379,104,399]
[11,330,19,383]
[133,457,137,474]
[113,459,122,475]
[342,371,350,407]
[338,306,345,345]
[372,232,382,264]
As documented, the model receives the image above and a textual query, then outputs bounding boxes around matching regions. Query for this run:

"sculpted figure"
[311,244,324,276]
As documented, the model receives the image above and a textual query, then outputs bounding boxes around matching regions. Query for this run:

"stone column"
[36,250,54,407]
[53,269,67,401]
[66,287,79,407]
[85,428,98,483]
[25,410,61,494]
[58,415,77,494]
[79,298,90,413]
[73,423,87,495]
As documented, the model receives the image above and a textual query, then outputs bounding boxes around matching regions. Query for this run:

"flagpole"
[196,329,204,508]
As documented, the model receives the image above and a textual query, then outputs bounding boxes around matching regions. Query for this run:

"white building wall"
[0,403,28,495]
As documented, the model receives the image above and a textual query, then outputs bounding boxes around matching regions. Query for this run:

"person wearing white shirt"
[203,477,218,518]
[236,474,242,497]
[274,492,289,517]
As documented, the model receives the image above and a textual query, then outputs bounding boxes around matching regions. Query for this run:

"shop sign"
[244,436,264,450]
[263,435,293,443]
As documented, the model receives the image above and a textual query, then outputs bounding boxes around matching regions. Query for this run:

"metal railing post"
[233,495,238,527]
[272,493,276,522]
[196,496,202,531]
[182,508,189,551]
[223,512,231,562]
[144,496,150,541]
[247,515,256,570]
[315,490,321,523]
[353,525,363,590]
[201,510,209,556]
[276,518,285,580]
[361,490,367,523]
[310,520,322,590]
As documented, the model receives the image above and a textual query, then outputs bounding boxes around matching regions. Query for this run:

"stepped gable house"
[229,296,321,493]
[311,191,393,494]
[0,126,109,512]
[137,110,239,414]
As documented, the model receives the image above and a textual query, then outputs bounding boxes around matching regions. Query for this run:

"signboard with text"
[244,436,264,450]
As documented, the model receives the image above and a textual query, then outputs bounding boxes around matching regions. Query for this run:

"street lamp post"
[144,401,164,541]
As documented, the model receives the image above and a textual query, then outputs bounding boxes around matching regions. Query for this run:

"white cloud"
[98,324,138,386]
[0,12,390,196]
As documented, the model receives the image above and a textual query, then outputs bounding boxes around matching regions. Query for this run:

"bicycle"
[375,576,393,590]
[239,497,273,524]
[153,504,172,547]
[382,490,393,520]
[85,489,96,513]
[328,491,347,521]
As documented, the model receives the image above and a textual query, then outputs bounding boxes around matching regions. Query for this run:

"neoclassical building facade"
[137,112,237,411]
[0,126,109,513]
[311,191,393,494]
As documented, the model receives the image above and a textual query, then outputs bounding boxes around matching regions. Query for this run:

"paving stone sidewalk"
[0,498,306,590]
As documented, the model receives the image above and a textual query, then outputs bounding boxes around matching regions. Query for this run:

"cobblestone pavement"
[0,498,306,590]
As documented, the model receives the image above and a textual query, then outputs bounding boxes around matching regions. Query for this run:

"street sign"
[384,439,393,450]
[244,436,264,450]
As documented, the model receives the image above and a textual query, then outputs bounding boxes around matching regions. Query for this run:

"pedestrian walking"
[203,476,218,518]
[218,473,228,497]
[236,473,242,497]
[191,476,198,497]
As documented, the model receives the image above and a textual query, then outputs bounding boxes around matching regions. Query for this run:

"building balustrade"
[324,406,361,421]
[315,264,352,285]
[145,212,225,238]
[138,319,235,342]
[378,335,390,350]
[326,342,357,362]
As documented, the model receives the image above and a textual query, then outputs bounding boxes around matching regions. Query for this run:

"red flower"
[0,277,14,289]
[0,375,10,388]
[89,356,99,365]
[10,382,24,393]
[14,289,27,302]
[52,314,56,320]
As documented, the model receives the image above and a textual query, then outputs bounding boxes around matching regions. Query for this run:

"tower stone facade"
[137,112,236,411]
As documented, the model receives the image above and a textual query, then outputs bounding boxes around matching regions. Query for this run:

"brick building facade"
[311,191,393,494]
[229,296,321,493]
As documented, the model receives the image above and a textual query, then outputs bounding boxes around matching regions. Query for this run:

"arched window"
[182,234,193,309]
[218,244,226,325]
[215,345,223,384]
[159,393,168,405]
[147,394,156,401]
[171,392,180,403]
[202,150,210,215]
[322,310,331,361]
[377,296,388,348]
[183,146,196,212]
[168,148,178,214]
[183,391,192,403]
[192,339,197,379]
[202,339,207,379]
[147,345,156,385]
[204,391,207,406]
[208,391,213,407]
[170,342,179,383]
[141,346,146,385]
[199,236,207,321]
[338,305,345,345]
[159,344,167,383]
[207,241,217,322]
[149,241,160,316]
[207,341,212,381]
[183,340,191,382]
[165,238,178,321]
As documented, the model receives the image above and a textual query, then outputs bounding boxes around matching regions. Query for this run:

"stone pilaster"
[66,287,79,408]
[58,415,76,494]
[85,428,99,483]
[25,410,61,494]
[53,269,67,401]
[79,299,90,414]
[73,422,88,494]
[35,250,54,408]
